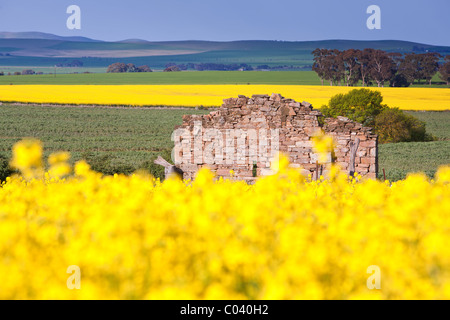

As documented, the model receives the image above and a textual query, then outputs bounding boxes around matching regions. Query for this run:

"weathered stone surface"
[270,93,283,101]
[288,107,297,116]
[176,94,378,182]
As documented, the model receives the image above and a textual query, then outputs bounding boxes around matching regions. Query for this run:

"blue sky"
[0,0,449,45]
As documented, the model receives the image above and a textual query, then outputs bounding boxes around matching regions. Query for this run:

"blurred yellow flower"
[48,152,70,166]
[312,129,335,164]
[10,138,43,171]
[0,139,449,300]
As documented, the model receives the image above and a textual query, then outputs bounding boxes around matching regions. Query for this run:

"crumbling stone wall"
[174,94,378,181]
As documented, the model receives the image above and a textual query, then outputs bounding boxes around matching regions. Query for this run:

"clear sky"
[0,0,449,45]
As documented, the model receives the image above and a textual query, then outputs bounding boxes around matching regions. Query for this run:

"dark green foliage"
[320,88,388,126]
[107,62,152,73]
[81,152,136,176]
[321,90,435,144]
[138,149,174,181]
[252,162,257,177]
[389,74,410,87]
[439,56,450,85]
[374,108,433,143]
[0,155,14,182]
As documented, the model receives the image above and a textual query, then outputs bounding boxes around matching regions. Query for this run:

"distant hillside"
[0,32,449,69]
[0,32,100,42]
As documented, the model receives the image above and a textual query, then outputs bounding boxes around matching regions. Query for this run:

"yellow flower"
[48,152,70,166]
[74,160,91,176]
[1,138,449,300]
[312,130,335,164]
[270,152,290,173]
[10,138,43,171]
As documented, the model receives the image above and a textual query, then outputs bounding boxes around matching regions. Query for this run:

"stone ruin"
[172,93,378,182]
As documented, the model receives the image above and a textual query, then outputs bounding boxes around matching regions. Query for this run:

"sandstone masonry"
[174,93,378,182]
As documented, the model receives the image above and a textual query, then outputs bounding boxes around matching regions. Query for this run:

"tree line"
[106,63,152,73]
[312,48,450,87]
[166,63,254,71]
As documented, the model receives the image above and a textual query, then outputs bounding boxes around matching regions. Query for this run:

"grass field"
[0,104,448,181]
[0,66,107,75]
[0,70,448,87]
[0,105,207,173]
[376,111,450,181]
[406,111,450,140]
[0,84,448,111]
[0,71,323,85]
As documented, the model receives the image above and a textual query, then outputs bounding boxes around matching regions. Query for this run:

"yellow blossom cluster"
[312,129,336,164]
[0,139,449,299]
[0,85,448,110]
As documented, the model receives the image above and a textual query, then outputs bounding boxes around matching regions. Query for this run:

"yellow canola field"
[1,139,450,299]
[0,85,448,110]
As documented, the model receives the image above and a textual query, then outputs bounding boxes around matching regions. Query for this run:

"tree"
[321,49,343,86]
[398,53,420,86]
[369,50,396,87]
[126,63,137,73]
[21,69,35,75]
[164,65,181,72]
[320,88,388,127]
[420,52,441,85]
[398,52,440,85]
[137,65,152,72]
[107,63,128,73]
[390,74,410,87]
[356,49,373,87]
[341,49,361,86]
[106,62,152,73]
[312,48,328,86]
[375,108,429,143]
[439,55,450,85]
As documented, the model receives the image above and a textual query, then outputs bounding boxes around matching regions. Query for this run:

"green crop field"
[0,70,447,87]
[0,66,107,75]
[406,111,450,140]
[378,111,450,181]
[0,71,322,85]
[0,104,208,179]
[0,104,448,181]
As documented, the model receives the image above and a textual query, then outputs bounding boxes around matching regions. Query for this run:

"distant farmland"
[1,37,450,69]
[0,70,447,88]
[0,84,448,111]
[0,105,448,182]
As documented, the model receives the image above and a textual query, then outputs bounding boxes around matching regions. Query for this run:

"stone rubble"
[174,93,378,181]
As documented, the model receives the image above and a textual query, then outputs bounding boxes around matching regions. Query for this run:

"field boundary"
[0,101,218,110]
[0,101,447,113]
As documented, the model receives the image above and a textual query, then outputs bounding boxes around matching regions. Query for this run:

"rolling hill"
[0,32,449,70]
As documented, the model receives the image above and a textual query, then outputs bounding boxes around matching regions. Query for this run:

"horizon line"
[0,31,448,48]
